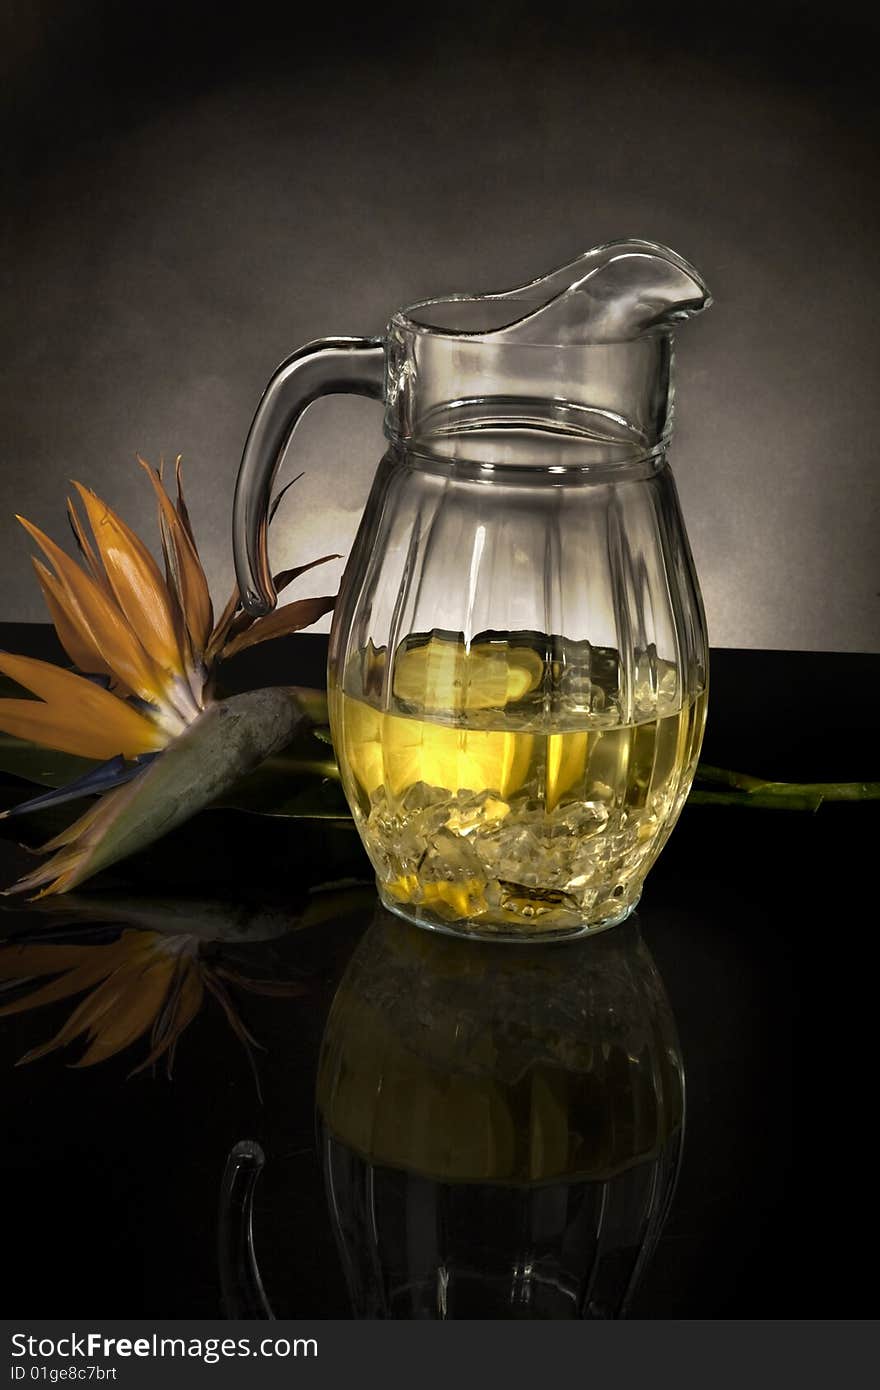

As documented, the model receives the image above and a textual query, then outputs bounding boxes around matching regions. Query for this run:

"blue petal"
[127,696,162,717]
[0,755,152,819]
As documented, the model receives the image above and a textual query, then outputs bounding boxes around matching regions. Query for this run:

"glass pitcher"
[232,240,711,941]
[219,907,685,1319]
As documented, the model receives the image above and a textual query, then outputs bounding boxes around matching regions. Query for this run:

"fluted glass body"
[329,443,708,941]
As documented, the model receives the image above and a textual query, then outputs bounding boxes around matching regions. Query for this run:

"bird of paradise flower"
[0,459,336,897]
[0,882,373,1086]
[0,924,306,1086]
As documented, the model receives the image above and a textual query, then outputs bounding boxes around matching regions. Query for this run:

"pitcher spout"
[400,240,712,344]
[385,240,712,467]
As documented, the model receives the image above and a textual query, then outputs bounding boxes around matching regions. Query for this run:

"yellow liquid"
[317,960,684,1184]
[331,634,706,936]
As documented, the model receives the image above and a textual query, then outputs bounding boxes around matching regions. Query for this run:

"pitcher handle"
[218,1140,275,1319]
[233,337,385,616]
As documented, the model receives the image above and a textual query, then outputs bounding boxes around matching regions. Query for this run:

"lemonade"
[330,632,706,937]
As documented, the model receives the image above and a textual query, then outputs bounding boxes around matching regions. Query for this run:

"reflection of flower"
[0,924,306,1084]
[0,460,336,896]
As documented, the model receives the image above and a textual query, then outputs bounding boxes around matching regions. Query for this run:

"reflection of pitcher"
[233,241,711,939]
[221,908,684,1319]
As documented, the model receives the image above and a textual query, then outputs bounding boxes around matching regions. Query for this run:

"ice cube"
[549,800,609,840]
[658,663,678,707]
[417,827,489,919]
[557,666,595,713]
[401,781,449,813]
[420,827,484,882]
[397,782,453,841]
[445,790,510,836]
[633,655,680,718]
[478,821,555,887]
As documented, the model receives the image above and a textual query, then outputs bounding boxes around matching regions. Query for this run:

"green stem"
[688,788,823,810]
[280,755,340,781]
[692,763,767,792]
[689,776,880,811]
[275,753,879,815]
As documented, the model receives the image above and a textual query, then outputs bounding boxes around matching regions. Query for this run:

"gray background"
[2,0,878,651]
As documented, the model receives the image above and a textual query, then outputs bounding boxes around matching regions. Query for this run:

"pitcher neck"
[382,237,709,469]
[384,323,676,468]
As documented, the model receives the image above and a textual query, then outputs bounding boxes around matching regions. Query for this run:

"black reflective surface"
[0,631,876,1317]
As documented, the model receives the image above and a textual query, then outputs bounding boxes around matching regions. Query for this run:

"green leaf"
[296,882,376,927]
[216,754,351,819]
[0,673,104,789]
[0,732,98,789]
[287,687,329,725]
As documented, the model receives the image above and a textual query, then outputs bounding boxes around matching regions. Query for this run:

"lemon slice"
[385,874,488,921]
[420,879,488,920]
[337,697,533,802]
[393,635,544,713]
[335,695,385,803]
[383,713,533,799]
[546,731,589,811]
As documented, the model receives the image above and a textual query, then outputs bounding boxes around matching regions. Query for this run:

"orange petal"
[30,557,114,679]
[222,594,336,659]
[67,497,110,591]
[71,481,185,676]
[129,965,204,1076]
[216,555,339,657]
[137,459,213,657]
[4,844,89,898]
[0,943,130,1013]
[0,653,164,759]
[4,773,146,898]
[216,969,308,997]
[72,954,179,1066]
[0,942,104,982]
[0,698,161,762]
[36,795,111,853]
[173,455,198,552]
[272,553,340,596]
[205,584,241,664]
[9,784,131,898]
[17,514,169,703]
[1,791,130,894]
[204,974,262,1050]
[14,947,160,1065]
[15,962,134,1062]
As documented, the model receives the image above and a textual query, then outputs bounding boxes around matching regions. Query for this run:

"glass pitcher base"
[377,883,640,944]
